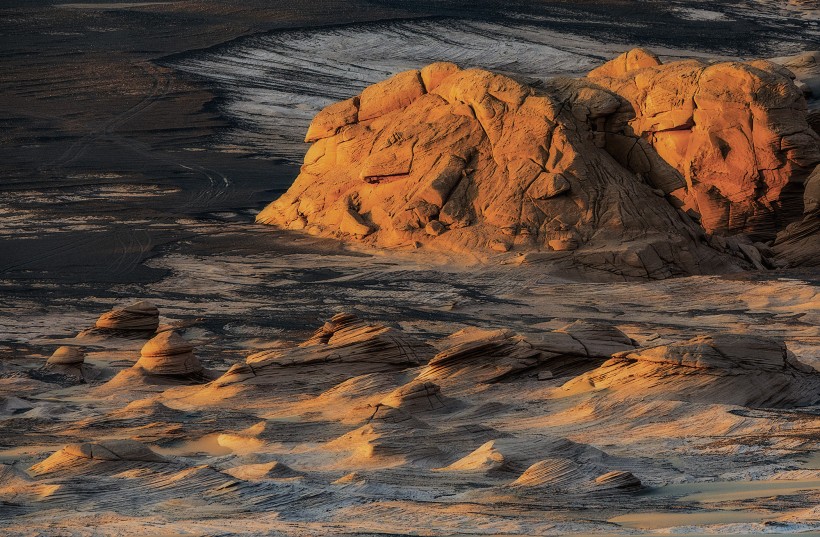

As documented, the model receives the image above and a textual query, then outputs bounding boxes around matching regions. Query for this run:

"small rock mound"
[437,439,508,473]
[135,331,202,376]
[594,470,642,491]
[564,334,820,407]
[46,346,84,365]
[95,300,160,332]
[420,328,542,384]
[378,381,447,412]
[224,461,304,481]
[30,440,166,476]
[511,458,583,488]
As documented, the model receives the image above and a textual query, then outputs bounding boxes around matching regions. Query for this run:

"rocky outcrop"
[257,63,748,279]
[420,322,636,385]
[588,48,820,241]
[209,313,436,397]
[43,345,88,381]
[29,440,166,476]
[78,300,161,340]
[563,334,820,407]
[135,331,202,376]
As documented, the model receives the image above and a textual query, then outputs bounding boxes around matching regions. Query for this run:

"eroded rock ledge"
[258,50,820,278]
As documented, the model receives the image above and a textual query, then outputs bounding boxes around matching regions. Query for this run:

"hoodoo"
[135,331,202,376]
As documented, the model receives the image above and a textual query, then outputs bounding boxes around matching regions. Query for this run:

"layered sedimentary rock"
[208,313,435,399]
[563,334,820,407]
[43,345,88,380]
[257,63,747,279]
[420,322,636,386]
[46,346,84,366]
[772,163,820,265]
[135,331,202,376]
[588,48,820,240]
[29,440,166,476]
[95,301,160,331]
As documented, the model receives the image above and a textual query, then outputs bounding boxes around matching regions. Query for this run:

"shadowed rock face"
[257,62,745,279]
[589,48,820,241]
[772,163,820,266]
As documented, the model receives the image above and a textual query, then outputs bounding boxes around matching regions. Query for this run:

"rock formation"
[588,48,820,241]
[79,300,160,339]
[772,163,820,265]
[46,346,84,366]
[204,313,435,401]
[135,331,202,376]
[29,440,166,476]
[421,322,636,386]
[257,62,750,279]
[96,300,159,331]
[257,51,820,274]
[563,333,820,407]
[43,345,88,381]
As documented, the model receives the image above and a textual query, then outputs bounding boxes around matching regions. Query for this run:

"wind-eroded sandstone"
[257,52,820,277]
[589,48,820,241]
[563,333,820,407]
[258,62,750,279]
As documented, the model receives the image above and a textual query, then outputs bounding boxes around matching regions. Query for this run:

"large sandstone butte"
[258,53,819,277]
[588,48,820,240]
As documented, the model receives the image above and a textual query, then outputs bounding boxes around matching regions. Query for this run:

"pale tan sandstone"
[588,49,820,240]
[29,440,166,476]
[258,64,745,279]
[563,333,820,407]
[47,346,84,365]
[135,331,202,376]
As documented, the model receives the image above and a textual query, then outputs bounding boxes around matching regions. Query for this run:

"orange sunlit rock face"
[257,62,750,279]
[588,48,820,240]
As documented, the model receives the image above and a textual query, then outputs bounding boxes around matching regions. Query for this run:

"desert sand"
[1,2,819,536]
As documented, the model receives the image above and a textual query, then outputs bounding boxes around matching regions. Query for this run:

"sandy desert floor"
[1,1,819,535]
